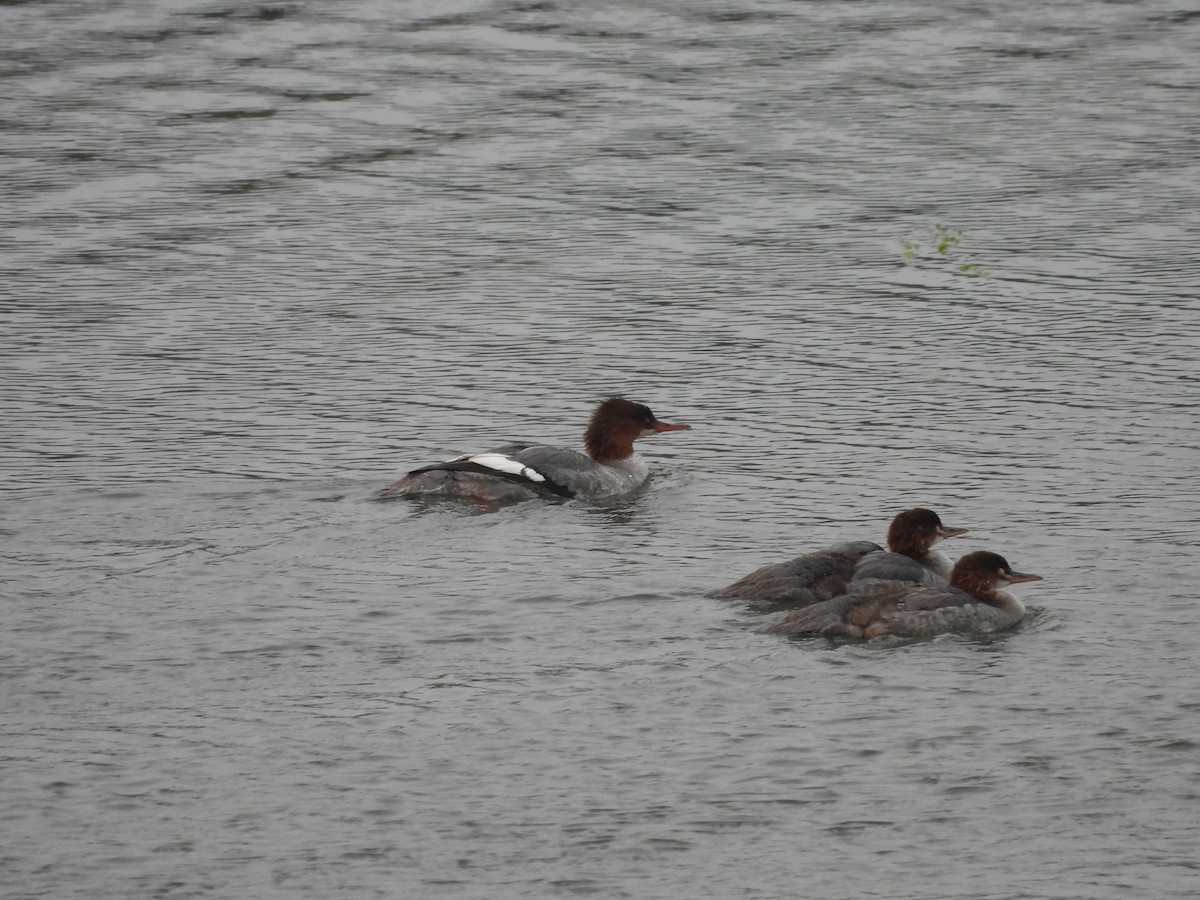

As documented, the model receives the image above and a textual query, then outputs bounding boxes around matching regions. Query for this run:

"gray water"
[3,1,1200,898]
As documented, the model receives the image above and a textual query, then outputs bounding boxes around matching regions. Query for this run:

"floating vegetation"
[902,223,986,278]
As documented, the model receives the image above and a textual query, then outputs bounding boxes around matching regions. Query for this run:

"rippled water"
[4,1,1200,898]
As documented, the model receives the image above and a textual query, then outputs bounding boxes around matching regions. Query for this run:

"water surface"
[3,1,1199,898]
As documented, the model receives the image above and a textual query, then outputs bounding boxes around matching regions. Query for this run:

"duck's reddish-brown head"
[950,550,1043,599]
[887,507,969,560]
[584,397,691,462]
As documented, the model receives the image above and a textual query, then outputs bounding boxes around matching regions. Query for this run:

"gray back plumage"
[714,541,882,607]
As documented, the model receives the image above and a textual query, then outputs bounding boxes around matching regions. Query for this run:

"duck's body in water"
[376,397,690,506]
[714,508,968,610]
[764,551,1043,640]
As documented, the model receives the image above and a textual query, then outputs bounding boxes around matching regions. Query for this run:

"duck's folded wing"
[716,554,852,604]
[763,594,871,636]
[486,444,604,497]
[884,601,1023,638]
[716,542,882,605]
[403,443,579,497]
[854,551,945,585]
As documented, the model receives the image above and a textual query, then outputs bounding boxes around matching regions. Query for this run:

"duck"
[376,397,690,505]
[851,507,968,585]
[764,550,1042,640]
[714,508,968,609]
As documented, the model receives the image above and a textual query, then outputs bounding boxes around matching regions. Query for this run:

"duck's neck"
[923,548,952,577]
[952,573,1017,609]
[890,533,932,563]
[584,421,639,462]
[987,589,1025,614]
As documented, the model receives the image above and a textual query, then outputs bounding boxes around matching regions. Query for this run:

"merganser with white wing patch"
[376,397,690,506]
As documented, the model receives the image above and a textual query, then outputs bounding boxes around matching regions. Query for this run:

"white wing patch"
[463,453,547,483]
